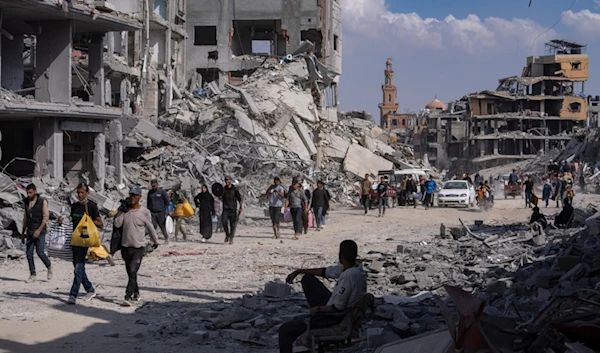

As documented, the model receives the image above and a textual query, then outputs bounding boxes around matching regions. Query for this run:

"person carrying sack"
[68,183,103,305]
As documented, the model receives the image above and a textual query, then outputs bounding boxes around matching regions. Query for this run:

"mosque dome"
[386,58,393,65]
[425,98,447,111]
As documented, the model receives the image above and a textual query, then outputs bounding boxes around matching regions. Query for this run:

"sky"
[339,0,600,122]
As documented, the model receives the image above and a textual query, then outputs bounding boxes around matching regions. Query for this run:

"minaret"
[379,58,400,129]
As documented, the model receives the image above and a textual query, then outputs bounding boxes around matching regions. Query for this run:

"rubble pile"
[121,55,427,213]
[358,219,600,351]
[93,217,600,352]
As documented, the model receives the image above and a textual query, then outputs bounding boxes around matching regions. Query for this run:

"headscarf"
[195,184,213,208]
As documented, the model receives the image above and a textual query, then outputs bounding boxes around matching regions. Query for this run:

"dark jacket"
[311,189,329,207]
[25,196,46,235]
[222,185,242,210]
[147,188,170,213]
[377,183,388,197]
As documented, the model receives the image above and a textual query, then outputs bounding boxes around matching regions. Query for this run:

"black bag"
[110,226,123,255]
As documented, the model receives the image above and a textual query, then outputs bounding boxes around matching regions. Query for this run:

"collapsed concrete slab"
[235,110,264,137]
[133,119,164,144]
[283,124,312,161]
[343,144,393,177]
[291,116,316,156]
[322,132,350,160]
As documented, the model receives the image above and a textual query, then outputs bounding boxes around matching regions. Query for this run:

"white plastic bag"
[166,216,174,234]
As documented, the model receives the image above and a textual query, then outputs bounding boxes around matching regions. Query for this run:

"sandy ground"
[1,194,598,353]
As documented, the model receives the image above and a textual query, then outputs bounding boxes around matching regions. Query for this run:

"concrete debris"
[262,281,292,298]
[355,217,600,352]
[343,144,394,178]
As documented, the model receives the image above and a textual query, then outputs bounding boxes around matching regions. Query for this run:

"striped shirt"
[46,220,73,261]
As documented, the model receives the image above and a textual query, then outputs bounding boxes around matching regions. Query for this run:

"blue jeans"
[378,197,388,215]
[313,206,325,228]
[525,192,532,207]
[70,246,94,298]
[290,207,303,234]
[26,233,51,275]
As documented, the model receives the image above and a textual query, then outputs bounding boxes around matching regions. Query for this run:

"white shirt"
[325,264,367,311]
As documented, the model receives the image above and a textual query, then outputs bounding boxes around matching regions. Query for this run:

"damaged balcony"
[0,0,141,186]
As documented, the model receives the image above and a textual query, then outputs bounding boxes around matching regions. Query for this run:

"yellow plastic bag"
[87,245,109,261]
[71,214,101,248]
[182,201,195,217]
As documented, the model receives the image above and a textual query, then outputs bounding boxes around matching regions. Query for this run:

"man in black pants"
[115,185,159,303]
[279,240,367,353]
[68,183,104,305]
[147,179,170,244]
[221,176,242,245]
[21,183,52,283]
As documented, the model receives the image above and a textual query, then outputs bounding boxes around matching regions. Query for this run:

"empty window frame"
[194,26,217,46]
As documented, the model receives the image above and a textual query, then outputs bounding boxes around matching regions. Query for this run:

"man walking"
[287,179,307,240]
[264,177,285,239]
[377,176,388,217]
[115,185,159,303]
[360,174,372,215]
[424,175,437,210]
[311,181,330,231]
[406,176,418,208]
[21,183,52,282]
[221,176,242,245]
[524,175,534,208]
[68,183,103,304]
[147,179,170,244]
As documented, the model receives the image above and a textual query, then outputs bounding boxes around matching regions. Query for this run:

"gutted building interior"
[444,40,590,170]
[0,0,141,188]
[186,0,341,108]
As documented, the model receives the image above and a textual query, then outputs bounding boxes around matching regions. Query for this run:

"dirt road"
[0,195,594,353]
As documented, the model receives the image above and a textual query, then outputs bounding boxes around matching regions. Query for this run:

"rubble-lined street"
[2,193,600,353]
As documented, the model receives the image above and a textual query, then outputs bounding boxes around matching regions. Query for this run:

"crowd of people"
[359,174,438,215]
[17,160,589,351]
[20,174,333,305]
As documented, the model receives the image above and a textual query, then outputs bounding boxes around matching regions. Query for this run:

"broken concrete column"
[35,21,72,103]
[143,79,159,123]
[33,118,63,180]
[93,132,106,192]
[88,33,105,106]
[109,120,124,185]
[120,79,132,115]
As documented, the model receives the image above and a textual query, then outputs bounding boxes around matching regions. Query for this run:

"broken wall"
[560,96,587,120]
[185,0,330,86]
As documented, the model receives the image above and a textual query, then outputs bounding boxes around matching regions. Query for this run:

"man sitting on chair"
[279,240,367,353]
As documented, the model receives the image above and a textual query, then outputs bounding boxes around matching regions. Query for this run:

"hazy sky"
[339,0,600,123]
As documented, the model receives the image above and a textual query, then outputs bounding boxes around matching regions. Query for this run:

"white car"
[437,180,476,208]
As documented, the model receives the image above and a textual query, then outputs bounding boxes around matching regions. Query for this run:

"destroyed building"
[442,40,590,171]
[416,101,466,170]
[0,0,188,188]
[185,0,341,109]
[0,0,147,189]
[76,0,188,122]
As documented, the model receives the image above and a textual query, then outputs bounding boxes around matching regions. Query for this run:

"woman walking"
[194,185,215,243]
[287,179,306,240]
